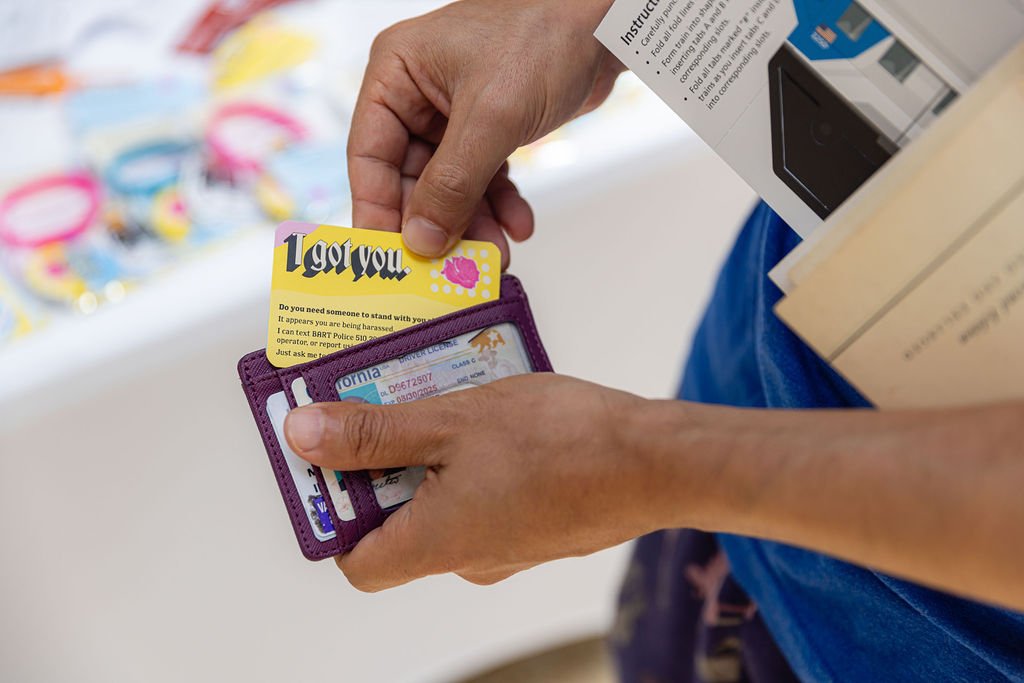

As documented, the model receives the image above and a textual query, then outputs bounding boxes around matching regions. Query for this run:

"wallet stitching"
[345,472,372,542]
[303,369,362,552]
[242,356,312,552]
[241,353,331,560]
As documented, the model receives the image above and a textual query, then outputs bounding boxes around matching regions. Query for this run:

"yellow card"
[267,222,501,367]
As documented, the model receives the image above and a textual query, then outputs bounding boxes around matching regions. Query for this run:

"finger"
[347,95,407,231]
[348,54,442,231]
[456,563,534,586]
[336,501,443,592]
[486,170,534,243]
[401,137,436,178]
[464,206,511,270]
[577,53,625,118]
[397,139,435,211]
[406,168,511,268]
[411,111,448,148]
[404,142,512,267]
[402,99,521,257]
[283,399,451,471]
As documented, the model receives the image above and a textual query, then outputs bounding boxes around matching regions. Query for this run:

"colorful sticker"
[267,222,500,367]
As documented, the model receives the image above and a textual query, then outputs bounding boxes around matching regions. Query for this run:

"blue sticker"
[789,0,889,61]
[309,494,334,535]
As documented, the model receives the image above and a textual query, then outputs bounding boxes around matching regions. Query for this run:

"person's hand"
[283,374,657,591]
[349,0,624,267]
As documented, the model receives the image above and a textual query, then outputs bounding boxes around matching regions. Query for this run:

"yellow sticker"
[212,18,317,91]
[267,222,501,367]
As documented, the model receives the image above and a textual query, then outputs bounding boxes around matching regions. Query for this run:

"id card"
[267,222,501,367]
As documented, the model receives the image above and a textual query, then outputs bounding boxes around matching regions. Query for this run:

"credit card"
[267,222,500,367]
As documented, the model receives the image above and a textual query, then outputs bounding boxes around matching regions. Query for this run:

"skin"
[285,0,1024,611]
[346,0,624,267]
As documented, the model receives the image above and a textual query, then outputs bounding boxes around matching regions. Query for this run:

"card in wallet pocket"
[237,274,553,560]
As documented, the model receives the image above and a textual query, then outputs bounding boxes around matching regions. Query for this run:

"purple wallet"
[237,274,552,560]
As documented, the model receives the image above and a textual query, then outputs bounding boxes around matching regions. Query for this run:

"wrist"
[619,398,768,536]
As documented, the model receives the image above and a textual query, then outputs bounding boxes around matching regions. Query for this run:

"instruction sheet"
[596,0,1024,237]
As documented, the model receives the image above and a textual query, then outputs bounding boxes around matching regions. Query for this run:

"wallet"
[237,274,553,560]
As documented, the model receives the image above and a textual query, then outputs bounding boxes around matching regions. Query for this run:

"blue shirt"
[684,203,1024,682]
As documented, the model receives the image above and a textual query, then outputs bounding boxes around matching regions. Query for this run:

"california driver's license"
[320,321,534,521]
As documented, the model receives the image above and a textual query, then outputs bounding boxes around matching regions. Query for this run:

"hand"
[283,374,654,591]
[349,0,624,266]
[282,364,1024,609]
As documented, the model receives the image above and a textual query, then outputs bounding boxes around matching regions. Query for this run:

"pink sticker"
[441,256,480,289]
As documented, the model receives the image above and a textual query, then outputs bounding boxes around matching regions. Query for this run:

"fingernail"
[403,216,449,256]
[285,407,325,453]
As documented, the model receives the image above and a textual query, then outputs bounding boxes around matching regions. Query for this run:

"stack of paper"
[771,43,1024,408]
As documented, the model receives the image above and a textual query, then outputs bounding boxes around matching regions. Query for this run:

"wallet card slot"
[238,353,338,560]
[280,371,362,553]
[299,275,550,404]
[342,471,387,541]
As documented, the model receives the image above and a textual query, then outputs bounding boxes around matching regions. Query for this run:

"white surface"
[0,141,754,683]
[0,72,693,424]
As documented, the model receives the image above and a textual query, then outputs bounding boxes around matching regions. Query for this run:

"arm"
[637,394,1024,611]
[284,374,1024,611]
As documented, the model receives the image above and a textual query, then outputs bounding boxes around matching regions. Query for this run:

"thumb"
[402,101,521,257]
[336,502,443,591]
[283,400,450,471]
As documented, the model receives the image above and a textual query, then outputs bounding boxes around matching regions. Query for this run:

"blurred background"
[0,1,755,680]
